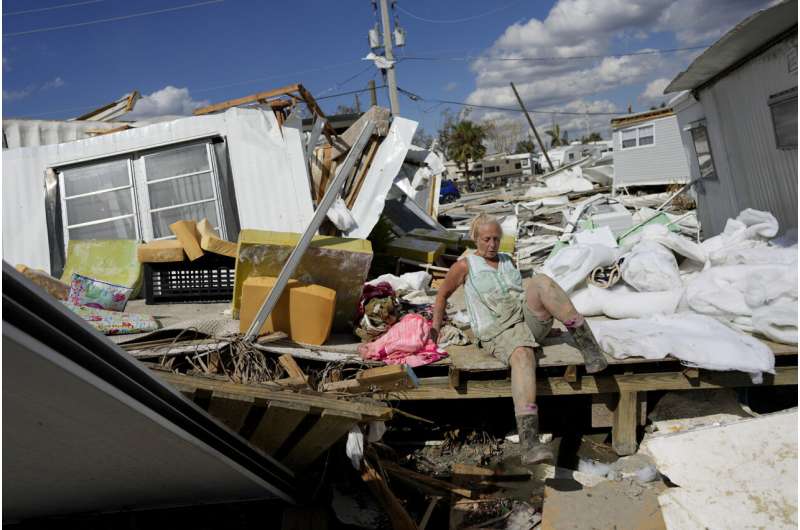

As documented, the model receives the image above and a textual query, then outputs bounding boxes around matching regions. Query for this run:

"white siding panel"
[613,115,691,187]
[701,36,798,236]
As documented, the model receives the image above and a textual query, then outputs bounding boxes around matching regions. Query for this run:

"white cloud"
[127,86,209,118]
[443,81,458,92]
[3,88,31,102]
[464,0,772,139]
[41,77,64,90]
[639,78,671,104]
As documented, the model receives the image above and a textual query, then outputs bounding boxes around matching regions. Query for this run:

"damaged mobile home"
[2,3,798,527]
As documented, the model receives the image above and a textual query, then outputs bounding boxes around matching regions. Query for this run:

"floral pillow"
[68,273,132,312]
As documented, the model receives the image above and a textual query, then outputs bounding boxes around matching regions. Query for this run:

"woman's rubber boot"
[568,320,608,374]
[516,414,554,465]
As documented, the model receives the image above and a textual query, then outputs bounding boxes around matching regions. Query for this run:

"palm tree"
[545,123,568,148]
[447,120,486,191]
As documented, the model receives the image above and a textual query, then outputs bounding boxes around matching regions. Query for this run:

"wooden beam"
[193,83,301,115]
[345,137,380,209]
[385,366,798,400]
[207,391,254,433]
[282,409,361,470]
[152,369,392,420]
[612,390,639,456]
[361,459,419,530]
[296,84,337,138]
[249,400,310,455]
[279,354,307,380]
[382,461,474,499]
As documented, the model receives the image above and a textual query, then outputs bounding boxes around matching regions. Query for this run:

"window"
[620,124,655,149]
[769,87,797,150]
[514,162,522,169]
[638,125,654,145]
[568,153,575,161]
[688,121,717,180]
[485,165,499,174]
[57,140,228,250]
[621,128,637,148]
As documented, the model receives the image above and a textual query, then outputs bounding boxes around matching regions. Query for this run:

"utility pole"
[368,80,378,107]
[378,0,401,116]
[509,82,554,172]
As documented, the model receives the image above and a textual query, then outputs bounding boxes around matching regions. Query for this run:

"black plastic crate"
[143,253,236,304]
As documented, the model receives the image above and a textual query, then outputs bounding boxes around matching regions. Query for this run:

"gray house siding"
[612,115,690,187]
[675,36,798,237]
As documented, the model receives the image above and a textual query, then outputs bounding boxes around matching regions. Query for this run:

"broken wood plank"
[563,365,578,383]
[612,390,639,456]
[386,366,798,399]
[321,379,362,392]
[358,365,418,388]
[194,83,301,115]
[152,370,392,420]
[345,137,380,209]
[361,459,419,530]
[591,393,647,428]
[279,353,307,380]
[207,391,254,433]
[250,400,311,455]
[381,461,474,498]
[282,409,362,470]
[451,463,531,482]
[418,496,441,530]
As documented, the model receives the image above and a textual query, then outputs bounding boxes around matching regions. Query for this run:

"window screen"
[60,158,138,242]
[690,123,717,180]
[638,125,654,146]
[769,87,797,150]
[142,143,221,238]
[621,128,637,148]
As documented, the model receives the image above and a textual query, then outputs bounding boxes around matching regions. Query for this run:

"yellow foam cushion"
[239,276,336,345]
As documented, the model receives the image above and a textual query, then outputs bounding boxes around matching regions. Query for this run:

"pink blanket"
[358,313,447,367]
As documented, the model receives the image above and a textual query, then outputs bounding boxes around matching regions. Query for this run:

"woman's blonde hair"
[469,213,502,241]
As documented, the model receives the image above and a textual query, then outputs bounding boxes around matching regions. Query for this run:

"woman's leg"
[525,273,608,374]
[509,346,553,464]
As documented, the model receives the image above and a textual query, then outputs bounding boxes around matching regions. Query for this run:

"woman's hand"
[429,326,440,344]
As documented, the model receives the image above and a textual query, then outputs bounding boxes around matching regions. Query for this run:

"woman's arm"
[430,259,468,342]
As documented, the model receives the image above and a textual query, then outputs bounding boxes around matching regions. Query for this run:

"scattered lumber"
[381,461,475,499]
[361,459,419,530]
[322,365,419,393]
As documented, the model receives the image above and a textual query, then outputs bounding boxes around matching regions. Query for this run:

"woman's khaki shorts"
[480,304,553,366]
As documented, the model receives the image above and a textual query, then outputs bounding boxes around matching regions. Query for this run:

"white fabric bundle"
[368,271,432,295]
[572,284,682,319]
[684,262,798,344]
[592,313,775,383]
[621,240,682,292]
[702,209,779,265]
[542,244,618,293]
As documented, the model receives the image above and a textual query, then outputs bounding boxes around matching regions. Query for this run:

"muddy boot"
[568,320,608,374]
[516,414,554,465]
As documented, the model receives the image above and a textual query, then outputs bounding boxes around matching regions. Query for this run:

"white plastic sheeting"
[393,145,445,217]
[3,108,315,272]
[592,313,775,383]
[367,271,432,295]
[345,117,417,239]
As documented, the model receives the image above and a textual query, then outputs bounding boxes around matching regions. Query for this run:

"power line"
[3,0,224,37]
[396,1,521,24]
[397,87,626,116]
[3,0,104,16]
[18,85,388,118]
[400,44,710,63]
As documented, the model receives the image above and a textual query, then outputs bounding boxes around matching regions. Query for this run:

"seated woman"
[431,213,608,464]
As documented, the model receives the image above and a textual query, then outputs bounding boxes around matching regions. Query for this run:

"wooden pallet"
[151,369,392,471]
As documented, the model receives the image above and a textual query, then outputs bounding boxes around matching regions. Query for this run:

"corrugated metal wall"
[2,119,123,149]
[612,115,691,187]
[697,36,798,236]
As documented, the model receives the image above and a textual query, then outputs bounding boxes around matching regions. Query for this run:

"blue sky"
[2,0,773,140]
